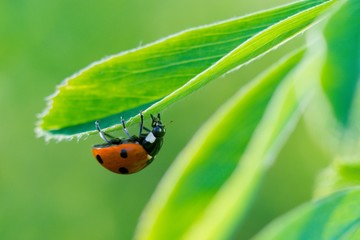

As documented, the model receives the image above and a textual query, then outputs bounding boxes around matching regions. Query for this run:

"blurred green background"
[0,0,330,239]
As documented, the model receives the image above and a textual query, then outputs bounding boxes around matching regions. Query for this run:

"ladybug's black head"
[151,113,166,138]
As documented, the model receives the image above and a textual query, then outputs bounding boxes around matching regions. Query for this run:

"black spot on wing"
[119,167,129,174]
[120,149,128,158]
[96,155,103,164]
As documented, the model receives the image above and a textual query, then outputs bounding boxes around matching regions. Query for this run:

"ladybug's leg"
[143,126,151,132]
[138,111,151,135]
[121,117,131,138]
[95,121,115,143]
[150,113,161,126]
[139,111,144,136]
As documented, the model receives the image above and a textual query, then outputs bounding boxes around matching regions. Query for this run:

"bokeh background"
[0,0,330,239]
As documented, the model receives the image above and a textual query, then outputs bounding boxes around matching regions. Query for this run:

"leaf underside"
[36,0,334,140]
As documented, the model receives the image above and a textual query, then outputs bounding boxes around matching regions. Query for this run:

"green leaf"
[321,0,360,128]
[305,0,360,150]
[302,0,360,197]
[36,0,335,140]
[134,49,315,239]
[253,188,360,240]
[316,161,360,198]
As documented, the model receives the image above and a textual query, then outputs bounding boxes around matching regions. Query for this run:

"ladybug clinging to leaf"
[92,112,166,174]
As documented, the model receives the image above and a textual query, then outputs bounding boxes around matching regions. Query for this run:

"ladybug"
[92,113,166,174]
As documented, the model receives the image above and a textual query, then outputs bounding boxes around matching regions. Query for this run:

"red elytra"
[92,113,165,174]
[92,143,152,174]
